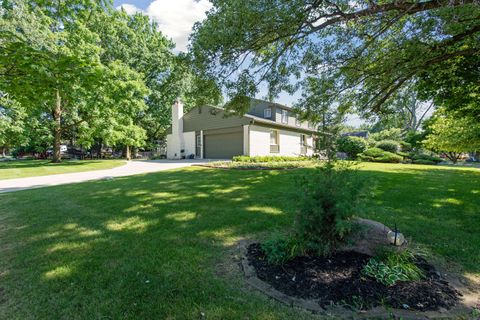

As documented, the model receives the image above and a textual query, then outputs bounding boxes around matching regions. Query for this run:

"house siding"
[166,131,195,159]
[249,124,314,157]
[183,106,250,132]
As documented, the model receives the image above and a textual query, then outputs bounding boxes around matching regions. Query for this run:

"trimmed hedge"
[358,148,403,163]
[411,153,442,165]
[337,136,367,159]
[375,140,400,153]
[232,155,311,163]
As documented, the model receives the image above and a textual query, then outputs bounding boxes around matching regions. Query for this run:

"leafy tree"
[0,1,148,162]
[417,54,479,122]
[424,110,480,163]
[92,9,222,148]
[0,94,26,156]
[369,128,403,142]
[191,0,479,118]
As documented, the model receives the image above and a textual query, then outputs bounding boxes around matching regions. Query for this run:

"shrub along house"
[166,99,317,159]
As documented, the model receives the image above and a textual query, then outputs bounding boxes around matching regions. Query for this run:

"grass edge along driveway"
[0,159,126,180]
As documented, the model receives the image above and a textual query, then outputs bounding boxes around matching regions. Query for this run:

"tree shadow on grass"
[0,165,478,318]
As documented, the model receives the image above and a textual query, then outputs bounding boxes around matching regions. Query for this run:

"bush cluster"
[411,153,442,165]
[261,233,300,265]
[375,140,400,153]
[357,148,403,163]
[336,136,367,159]
[232,155,310,163]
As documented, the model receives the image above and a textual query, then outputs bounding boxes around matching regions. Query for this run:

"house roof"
[209,105,317,133]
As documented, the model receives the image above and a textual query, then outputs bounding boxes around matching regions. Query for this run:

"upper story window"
[281,109,288,124]
[264,108,272,118]
[295,114,301,126]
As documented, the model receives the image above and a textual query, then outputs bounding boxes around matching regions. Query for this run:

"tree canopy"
[0,0,220,161]
[191,0,480,118]
[424,109,480,163]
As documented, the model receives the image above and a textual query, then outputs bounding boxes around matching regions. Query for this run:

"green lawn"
[0,163,478,319]
[0,159,126,180]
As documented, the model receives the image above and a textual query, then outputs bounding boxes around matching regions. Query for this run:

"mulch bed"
[247,243,461,311]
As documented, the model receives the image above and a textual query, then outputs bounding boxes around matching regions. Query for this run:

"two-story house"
[166,98,317,159]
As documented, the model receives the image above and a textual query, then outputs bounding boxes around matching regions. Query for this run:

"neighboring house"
[166,98,317,159]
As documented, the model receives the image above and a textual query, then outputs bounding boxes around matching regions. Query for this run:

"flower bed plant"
[232,155,312,162]
[201,160,320,170]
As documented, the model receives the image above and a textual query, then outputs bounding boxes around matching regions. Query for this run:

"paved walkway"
[0,160,211,193]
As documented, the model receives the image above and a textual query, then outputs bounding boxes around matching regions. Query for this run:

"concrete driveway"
[0,159,212,193]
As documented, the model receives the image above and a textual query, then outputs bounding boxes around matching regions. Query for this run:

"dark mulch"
[247,243,461,311]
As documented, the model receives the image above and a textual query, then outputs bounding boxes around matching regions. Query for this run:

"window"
[264,108,272,118]
[300,134,307,146]
[281,109,288,124]
[270,130,279,145]
[300,135,307,154]
[295,114,301,126]
[270,130,279,153]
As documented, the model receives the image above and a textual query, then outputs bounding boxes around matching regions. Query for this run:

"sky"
[113,0,364,127]
[113,0,211,52]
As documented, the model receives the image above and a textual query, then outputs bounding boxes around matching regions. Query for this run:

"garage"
[203,127,244,159]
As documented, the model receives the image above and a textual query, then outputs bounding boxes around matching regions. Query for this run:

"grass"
[0,162,478,319]
[0,159,126,180]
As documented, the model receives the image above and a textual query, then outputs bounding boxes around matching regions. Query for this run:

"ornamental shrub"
[358,148,402,163]
[294,162,368,256]
[261,233,301,265]
[411,153,442,164]
[336,136,367,159]
[232,155,310,163]
[375,140,400,153]
[400,141,412,152]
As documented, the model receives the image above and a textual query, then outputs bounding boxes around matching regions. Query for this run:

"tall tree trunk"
[125,145,131,160]
[53,90,62,163]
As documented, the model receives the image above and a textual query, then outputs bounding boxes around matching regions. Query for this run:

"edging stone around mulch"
[237,219,477,319]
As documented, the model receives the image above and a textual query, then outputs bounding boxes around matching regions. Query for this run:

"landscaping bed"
[246,243,461,311]
[199,160,320,170]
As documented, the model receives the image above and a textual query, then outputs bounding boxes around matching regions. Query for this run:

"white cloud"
[117,3,143,15]
[117,0,212,52]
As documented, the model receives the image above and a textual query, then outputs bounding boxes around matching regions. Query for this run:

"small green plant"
[261,233,300,264]
[362,249,425,286]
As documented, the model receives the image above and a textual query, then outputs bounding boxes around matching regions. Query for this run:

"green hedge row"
[232,155,311,163]
[357,148,403,163]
